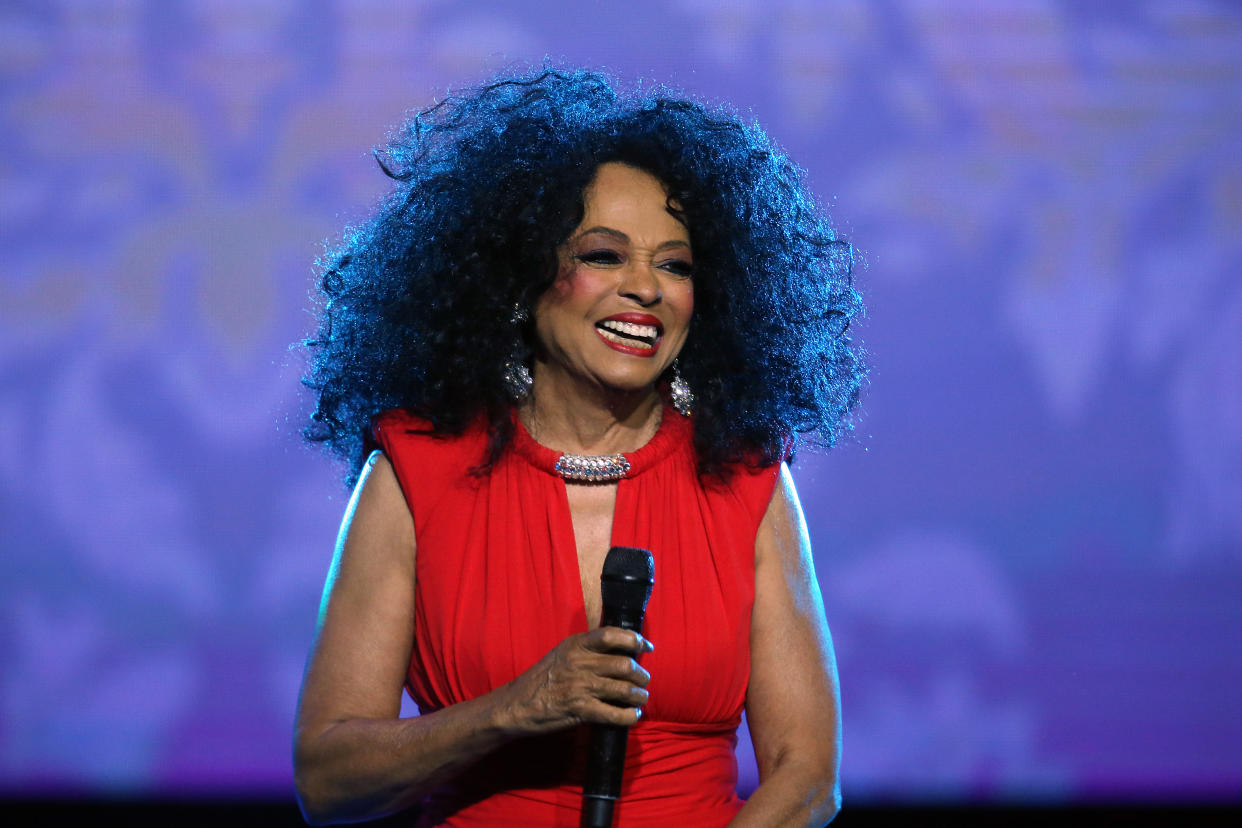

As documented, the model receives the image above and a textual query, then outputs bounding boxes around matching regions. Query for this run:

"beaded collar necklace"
[553,452,631,482]
[511,403,688,482]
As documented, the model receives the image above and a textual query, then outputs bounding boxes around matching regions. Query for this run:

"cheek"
[671,283,694,326]
[546,263,608,305]
[544,270,576,302]
[535,265,607,345]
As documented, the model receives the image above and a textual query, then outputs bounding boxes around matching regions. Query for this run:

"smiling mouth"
[595,319,661,350]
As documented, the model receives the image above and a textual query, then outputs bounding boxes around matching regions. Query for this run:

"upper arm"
[746,463,841,780]
[295,451,417,744]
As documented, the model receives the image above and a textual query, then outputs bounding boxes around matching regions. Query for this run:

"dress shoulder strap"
[370,409,489,531]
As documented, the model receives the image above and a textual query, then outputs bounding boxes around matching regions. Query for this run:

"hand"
[498,627,654,735]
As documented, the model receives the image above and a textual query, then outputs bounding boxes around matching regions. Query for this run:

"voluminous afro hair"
[303,67,864,485]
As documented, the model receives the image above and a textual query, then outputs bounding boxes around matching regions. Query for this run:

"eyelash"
[661,259,694,278]
[576,251,694,277]
[578,250,622,265]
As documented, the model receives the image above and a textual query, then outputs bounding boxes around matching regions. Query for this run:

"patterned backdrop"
[1,0,1239,803]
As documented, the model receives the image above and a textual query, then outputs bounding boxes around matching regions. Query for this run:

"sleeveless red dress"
[372,406,780,827]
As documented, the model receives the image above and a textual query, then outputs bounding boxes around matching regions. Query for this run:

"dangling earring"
[669,359,694,417]
[502,302,533,401]
[502,359,532,401]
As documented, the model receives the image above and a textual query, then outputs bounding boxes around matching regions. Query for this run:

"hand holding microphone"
[496,548,654,736]
[581,546,655,828]
[491,546,653,827]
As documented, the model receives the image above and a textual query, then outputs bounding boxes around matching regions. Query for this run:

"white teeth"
[597,327,654,349]
[599,320,659,340]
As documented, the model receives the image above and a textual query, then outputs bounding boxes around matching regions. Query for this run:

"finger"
[580,698,645,728]
[593,676,650,707]
[587,627,651,655]
[595,655,650,687]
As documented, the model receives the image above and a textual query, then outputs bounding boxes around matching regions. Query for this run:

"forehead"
[577,162,689,242]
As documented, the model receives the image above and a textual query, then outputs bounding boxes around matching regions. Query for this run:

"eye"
[577,250,623,266]
[659,258,694,278]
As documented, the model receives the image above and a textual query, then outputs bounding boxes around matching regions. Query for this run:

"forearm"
[294,689,518,825]
[729,759,840,828]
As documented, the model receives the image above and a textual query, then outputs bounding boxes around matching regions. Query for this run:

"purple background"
[2,0,1240,804]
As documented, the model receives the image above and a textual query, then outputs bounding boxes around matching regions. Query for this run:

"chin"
[600,379,659,396]
[594,371,662,397]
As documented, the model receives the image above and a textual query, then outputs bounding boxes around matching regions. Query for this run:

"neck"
[519,365,663,455]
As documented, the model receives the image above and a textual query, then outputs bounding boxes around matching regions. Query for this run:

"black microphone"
[581,546,654,828]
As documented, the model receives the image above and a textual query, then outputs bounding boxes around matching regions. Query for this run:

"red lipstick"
[594,313,664,358]
[600,312,663,329]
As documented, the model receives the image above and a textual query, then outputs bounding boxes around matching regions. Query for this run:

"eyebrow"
[575,226,691,252]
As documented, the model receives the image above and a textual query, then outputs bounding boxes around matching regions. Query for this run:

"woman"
[294,68,863,827]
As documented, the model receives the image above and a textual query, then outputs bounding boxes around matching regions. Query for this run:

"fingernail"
[643,638,654,652]
[635,708,643,720]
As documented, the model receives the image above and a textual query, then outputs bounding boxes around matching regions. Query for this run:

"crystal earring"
[502,302,533,401]
[669,359,694,417]
[502,358,532,401]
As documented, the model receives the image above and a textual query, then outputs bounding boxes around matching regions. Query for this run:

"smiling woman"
[295,67,864,827]
[533,163,695,403]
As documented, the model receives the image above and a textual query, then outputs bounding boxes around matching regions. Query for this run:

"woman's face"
[533,162,694,397]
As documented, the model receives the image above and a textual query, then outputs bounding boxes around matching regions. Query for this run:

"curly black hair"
[303,67,864,485]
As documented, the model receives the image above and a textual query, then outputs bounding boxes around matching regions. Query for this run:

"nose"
[618,261,662,307]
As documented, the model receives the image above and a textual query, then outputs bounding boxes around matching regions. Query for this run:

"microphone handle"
[581,613,642,828]
[581,724,627,828]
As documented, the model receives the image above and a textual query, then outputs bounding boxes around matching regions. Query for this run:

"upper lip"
[596,312,664,336]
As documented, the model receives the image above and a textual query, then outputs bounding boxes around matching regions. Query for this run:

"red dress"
[372,406,781,827]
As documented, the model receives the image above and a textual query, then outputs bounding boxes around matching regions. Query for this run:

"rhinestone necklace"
[553,452,632,482]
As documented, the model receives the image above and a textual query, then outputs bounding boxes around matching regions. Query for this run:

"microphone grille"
[602,546,654,583]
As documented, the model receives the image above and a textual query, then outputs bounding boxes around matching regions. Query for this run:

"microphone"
[581,546,654,828]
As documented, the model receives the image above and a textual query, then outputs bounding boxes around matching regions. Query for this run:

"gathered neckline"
[509,404,691,479]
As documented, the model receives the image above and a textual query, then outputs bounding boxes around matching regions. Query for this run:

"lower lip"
[595,328,661,358]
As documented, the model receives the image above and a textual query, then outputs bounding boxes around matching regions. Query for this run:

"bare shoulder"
[338,450,416,570]
[756,464,805,565]
[296,451,417,734]
[748,462,840,776]
[753,464,826,631]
